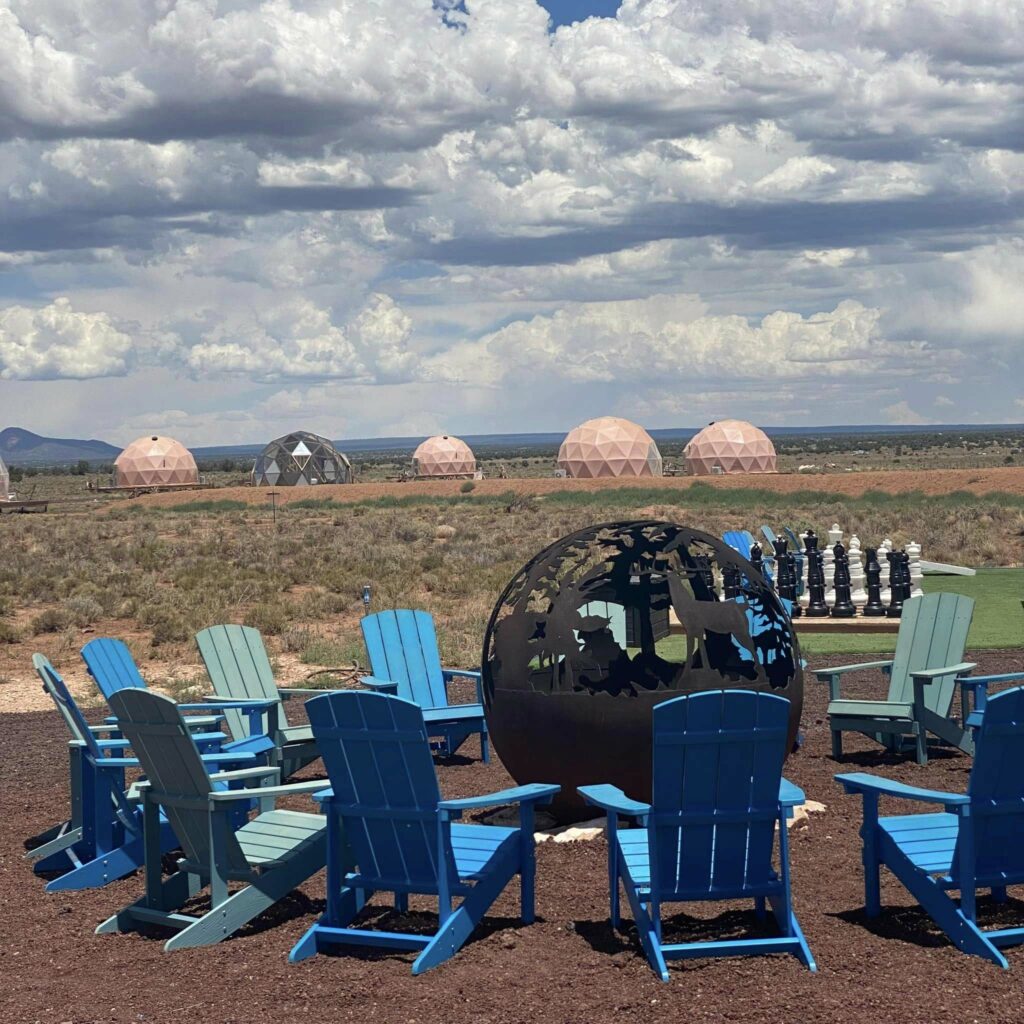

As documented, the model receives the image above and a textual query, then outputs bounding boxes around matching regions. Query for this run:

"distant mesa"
[684,419,777,475]
[252,431,353,486]
[557,416,663,479]
[114,435,199,488]
[0,426,120,466]
[412,434,478,479]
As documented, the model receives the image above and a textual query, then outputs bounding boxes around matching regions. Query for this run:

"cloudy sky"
[1,0,1022,446]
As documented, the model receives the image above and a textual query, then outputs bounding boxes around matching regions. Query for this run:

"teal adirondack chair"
[196,624,323,777]
[838,684,1024,967]
[360,609,489,762]
[815,592,976,764]
[28,655,253,891]
[97,688,328,952]
[580,689,814,979]
[289,690,558,972]
[82,636,276,760]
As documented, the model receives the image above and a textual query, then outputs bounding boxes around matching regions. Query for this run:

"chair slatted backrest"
[887,593,974,714]
[196,625,287,739]
[33,654,105,759]
[81,637,147,702]
[649,690,789,902]
[107,688,249,875]
[361,610,448,710]
[306,691,455,892]
[956,685,1024,887]
[723,530,752,559]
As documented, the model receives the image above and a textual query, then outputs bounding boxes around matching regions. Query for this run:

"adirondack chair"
[28,655,256,892]
[289,691,558,972]
[97,688,328,952]
[814,592,976,764]
[360,609,489,762]
[579,689,815,980]
[723,530,774,584]
[837,684,1024,968]
[82,636,276,760]
[196,624,324,777]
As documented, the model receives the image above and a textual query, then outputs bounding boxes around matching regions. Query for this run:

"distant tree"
[71,459,90,475]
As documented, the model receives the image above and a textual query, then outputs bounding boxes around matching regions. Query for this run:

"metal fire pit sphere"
[482,520,803,820]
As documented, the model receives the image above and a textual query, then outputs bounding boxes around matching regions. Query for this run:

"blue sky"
[1,1,1022,446]
[540,1,621,27]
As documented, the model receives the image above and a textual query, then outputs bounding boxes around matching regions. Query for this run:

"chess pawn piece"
[749,542,766,582]
[885,550,904,618]
[830,543,856,618]
[848,534,867,608]
[805,534,829,618]
[862,547,886,616]
[798,531,812,609]
[722,563,741,600]
[878,538,893,602]
[907,541,924,598]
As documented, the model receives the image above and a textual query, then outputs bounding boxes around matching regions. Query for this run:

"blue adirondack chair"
[28,655,256,891]
[98,689,328,951]
[360,609,489,762]
[82,636,276,760]
[579,689,815,980]
[838,684,1024,967]
[723,529,774,584]
[289,691,559,972]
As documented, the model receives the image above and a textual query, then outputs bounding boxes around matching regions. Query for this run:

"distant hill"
[0,427,121,466]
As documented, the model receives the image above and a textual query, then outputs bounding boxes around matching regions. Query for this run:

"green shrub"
[460,481,476,494]
[32,608,70,634]
[244,602,289,636]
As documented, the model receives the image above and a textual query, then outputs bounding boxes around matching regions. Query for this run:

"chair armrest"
[577,784,651,817]
[835,772,969,807]
[360,675,399,694]
[438,783,560,812]
[95,757,142,768]
[279,687,335,699]
[92,721,122,733]
[813,660,895,680]
[95,738,132,751]
[959,672,1024,687]
[208,766,281,785]
[312,786,334,805]
[200,696,279,709]
[443,668,484,703]
[197,751,257,764]
[779,778,805,809]
[209,778,328,802]
[911,662,977,681]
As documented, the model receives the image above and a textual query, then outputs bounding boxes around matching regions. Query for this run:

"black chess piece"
[885,549,904,618]
[774,537,801,617]
[862,546,886,616]
[898,550,913,603]
[749,542,766,580]
[722,563,741,600]
[830,542,855,618]
[695,554,717,598]
[804,530,828,617]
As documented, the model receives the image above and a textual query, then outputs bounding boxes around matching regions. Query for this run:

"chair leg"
[993,886,1008,904]
[480,728,490,764]
[831,730,843,759]
[914,726,928,766]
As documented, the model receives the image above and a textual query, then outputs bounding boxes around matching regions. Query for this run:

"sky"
[0,0,1022,447]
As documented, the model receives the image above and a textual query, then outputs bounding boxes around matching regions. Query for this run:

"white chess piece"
[824,523,842,607]
[849,534,867,608]
[878,538,893,603]
[907,541,924,598]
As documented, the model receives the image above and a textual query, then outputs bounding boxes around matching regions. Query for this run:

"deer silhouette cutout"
[668,575,756,671]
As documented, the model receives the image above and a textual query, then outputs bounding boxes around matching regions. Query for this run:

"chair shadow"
[831,894,1024,951]
[830,746,963,768]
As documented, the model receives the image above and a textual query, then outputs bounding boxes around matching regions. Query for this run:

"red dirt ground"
[6,651,1024,1023]
[122,466,1024,510]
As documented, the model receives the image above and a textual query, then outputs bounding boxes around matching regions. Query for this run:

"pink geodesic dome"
[412,435,477,478]
[557,417,663,479]
[684,420,777,475]
[114,435,200,487]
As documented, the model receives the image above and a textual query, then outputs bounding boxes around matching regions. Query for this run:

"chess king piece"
[862,547,886,616]
[805,531,829,618]
[830,542,856,618]
[907,540,924,598]
[885,549,904,618]
[848,534,867,608]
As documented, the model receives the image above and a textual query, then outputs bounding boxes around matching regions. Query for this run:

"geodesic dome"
[114,435,199,487]
[684,420,777,475]
[252,431,352,486]
[557,417,663,479]
[412,435,477,479]
[0,454,9,498]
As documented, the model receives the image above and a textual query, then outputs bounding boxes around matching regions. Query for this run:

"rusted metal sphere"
[482,520,803,821]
